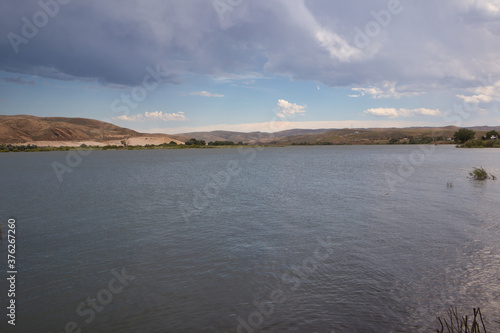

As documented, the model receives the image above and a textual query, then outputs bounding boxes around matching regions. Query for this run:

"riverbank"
[0,141,458,153]
[458,138,500,148]
[0,142,222,152]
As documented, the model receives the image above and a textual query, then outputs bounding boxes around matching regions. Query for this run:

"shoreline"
[0,142,461,153]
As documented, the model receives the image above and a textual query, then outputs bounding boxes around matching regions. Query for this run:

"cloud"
[114,111,187,122]
[456,94,493,104]
[275,0,363,62]
[0,76,36,85]
[188,91,224,97]
[350,82,424,99]
[457,80,500,104]
[460,0,500,17]
[365,108,442,118]
[2,0,500,92]
[276,99,307,118]
[315,27,362,62]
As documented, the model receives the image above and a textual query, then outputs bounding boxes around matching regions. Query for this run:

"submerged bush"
[469,167,496,180]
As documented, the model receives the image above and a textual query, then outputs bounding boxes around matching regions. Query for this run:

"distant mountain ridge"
[1,115,499,145]
[175,126,500,145]
[173,128,333,144]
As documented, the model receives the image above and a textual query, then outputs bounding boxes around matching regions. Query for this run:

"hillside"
[0,115,184,146]
[2,115,499,147]
[174,129,333,144]
[269,126,463,145]
[0,115,143,143]
[176,126,500,145]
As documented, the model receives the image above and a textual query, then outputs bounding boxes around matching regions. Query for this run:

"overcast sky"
[1,0,500,133]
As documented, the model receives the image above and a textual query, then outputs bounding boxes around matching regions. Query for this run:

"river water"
[0,145,499,332]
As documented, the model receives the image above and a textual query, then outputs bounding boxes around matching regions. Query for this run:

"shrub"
[484,140,495,148]
[469,167,495,180]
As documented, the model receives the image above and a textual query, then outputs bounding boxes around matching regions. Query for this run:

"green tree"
[209,141,235,146]
[388,138,400,144]
[485,130,499,140]
[185,138,206,146]
[453,128,475,143]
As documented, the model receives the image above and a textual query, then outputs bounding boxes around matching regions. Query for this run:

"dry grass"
[437,308,487,333]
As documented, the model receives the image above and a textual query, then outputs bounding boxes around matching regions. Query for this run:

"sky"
[1,0,500,134]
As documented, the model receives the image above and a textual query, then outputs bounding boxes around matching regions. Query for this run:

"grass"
[437,308,487,333]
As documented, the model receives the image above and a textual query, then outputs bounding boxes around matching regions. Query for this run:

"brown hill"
[2,115,499,146]
[269,127,457,145]
[175,129,332,144]
[176,126,500,145]
[267,126,500,145]
[0,115,141,143]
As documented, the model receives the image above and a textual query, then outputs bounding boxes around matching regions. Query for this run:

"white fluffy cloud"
[188,91,224,97]
[460,0,500,15]
[276,99,307,118]
[365,108,442,118]
[457,80,500,104]
[114,111,187,122]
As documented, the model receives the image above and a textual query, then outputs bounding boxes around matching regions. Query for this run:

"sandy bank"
[18,136,184,147]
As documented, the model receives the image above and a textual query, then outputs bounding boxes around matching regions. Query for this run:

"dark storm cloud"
[1,0,500,90]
